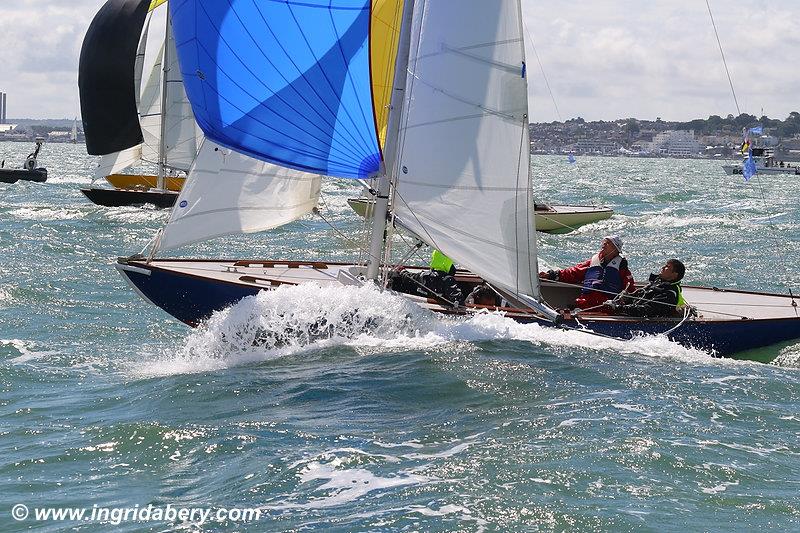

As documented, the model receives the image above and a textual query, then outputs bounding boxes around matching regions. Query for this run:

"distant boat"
[104,173,184,192]
[78,0,198,208]
[0,138,48,184]
[70,118,78,144]
[347,197,613,234]
[723,147,799,176]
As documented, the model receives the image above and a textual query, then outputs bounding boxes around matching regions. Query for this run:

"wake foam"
[772,343,800,368]
[2,338,57,364]
[131,284,714,377]
[131,283,430,377]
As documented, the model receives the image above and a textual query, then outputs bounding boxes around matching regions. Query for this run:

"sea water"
[2,142,800,531]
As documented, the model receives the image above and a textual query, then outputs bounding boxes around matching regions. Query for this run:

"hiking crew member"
[387,249,462,305]
[539,235,635,310]
[605,259,686,317]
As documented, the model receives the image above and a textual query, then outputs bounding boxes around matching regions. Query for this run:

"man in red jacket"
[539,235,635,311]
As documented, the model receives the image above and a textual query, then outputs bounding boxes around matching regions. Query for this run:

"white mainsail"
[138,6,167,165]
[157,141,321,251]
[393,0,539,298]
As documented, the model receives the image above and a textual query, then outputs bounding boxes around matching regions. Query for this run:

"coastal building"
[574,139,620,155]
[0,92,6,124]
[645,130,701,156]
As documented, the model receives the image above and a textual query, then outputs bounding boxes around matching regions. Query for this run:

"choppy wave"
[128,284,714,378]
[8,205,87,221]
[2,338,56,363]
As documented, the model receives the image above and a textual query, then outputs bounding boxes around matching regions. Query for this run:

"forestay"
[393,0,540,298]
[157,141,321,251]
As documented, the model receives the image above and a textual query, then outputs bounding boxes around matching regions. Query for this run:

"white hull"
[347,198,613,234]
[722,164,800,176]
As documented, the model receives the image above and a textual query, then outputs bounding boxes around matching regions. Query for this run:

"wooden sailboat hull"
[104,174,186,192]
[115,257,800,358]
[347,198,613,234]
[81,187,178,208]
[0,168,48,184]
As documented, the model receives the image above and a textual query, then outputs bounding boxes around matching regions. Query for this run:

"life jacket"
[581,253,623,295]
[673,282,686,309]
[430,250,455,274]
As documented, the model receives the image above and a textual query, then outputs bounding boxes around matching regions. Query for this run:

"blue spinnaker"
[169,0,381,179]
[743,149,757,181]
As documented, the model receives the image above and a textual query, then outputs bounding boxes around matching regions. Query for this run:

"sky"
[0,0,798,122]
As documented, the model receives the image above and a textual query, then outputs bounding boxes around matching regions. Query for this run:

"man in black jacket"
[605,259,685,317]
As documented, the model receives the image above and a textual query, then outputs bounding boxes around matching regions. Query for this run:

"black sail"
[79,0,150,155]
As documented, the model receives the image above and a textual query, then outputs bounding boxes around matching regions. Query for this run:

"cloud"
[524,0,800,121]
[0,0,106,118]
[1,0,798,121]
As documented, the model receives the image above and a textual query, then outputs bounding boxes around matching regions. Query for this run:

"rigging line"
[391,190,451,257]
[542,278,751,318]
[662,306,692,335]
[521,20,561,122]
[394,235,427,266]
[705,0,795,307]
[705,0,740,115]
[751,172,796,307]
[313,200,379,264]
[514,114,527,297]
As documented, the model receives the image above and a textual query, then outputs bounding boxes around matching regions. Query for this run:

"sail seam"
[191,1,374,168]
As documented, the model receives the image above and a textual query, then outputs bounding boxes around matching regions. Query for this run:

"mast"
[156,6,170,191]
[366,0,415,281]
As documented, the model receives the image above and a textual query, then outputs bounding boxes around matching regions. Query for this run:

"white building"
[645,130,701,156]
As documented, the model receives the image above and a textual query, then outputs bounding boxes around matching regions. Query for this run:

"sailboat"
[78,0,197,208]
[0,138,48,184]
[116,0,800,357]
[346,197,614,234]
[70,118,78,144]
[722,147,800,176]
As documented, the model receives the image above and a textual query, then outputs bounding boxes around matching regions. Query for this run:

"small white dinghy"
[347,198,613,234]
